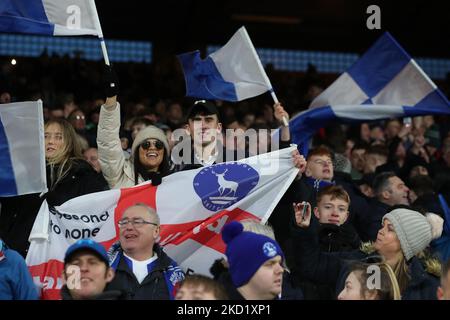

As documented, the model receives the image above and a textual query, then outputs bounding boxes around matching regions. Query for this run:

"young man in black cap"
[172,99,294,171]
[61,239,122,300]
[171,100,229,171]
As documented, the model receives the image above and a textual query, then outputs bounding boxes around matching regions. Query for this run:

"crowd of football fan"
[1,53,450,300]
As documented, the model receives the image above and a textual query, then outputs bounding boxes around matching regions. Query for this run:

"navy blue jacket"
[217,269,303,300]
[358,198,391,242]
[0,160,108,256]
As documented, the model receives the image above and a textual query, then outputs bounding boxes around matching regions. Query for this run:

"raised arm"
[273,102,290,145]
[96,65,126,188]
[291,201,360,288]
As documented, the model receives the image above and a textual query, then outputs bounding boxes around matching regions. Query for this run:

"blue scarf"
[304,177,335,193]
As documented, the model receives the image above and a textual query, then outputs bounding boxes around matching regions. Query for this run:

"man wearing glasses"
[304,146,335,185]
[106,203,185,299]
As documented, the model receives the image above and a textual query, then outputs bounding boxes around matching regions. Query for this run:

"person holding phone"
[291,186,360,299]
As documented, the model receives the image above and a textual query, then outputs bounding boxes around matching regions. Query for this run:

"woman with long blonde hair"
[0,119,108,256]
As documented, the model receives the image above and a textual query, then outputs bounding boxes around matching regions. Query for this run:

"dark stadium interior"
[95,0,449,58]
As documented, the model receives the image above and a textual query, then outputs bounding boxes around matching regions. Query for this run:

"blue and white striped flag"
[177,26,273,101]
[290,32,450,155]
[0,0,99,36]
[0,101,47,196]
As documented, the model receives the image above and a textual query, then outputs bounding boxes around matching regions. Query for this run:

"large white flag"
[177,26,273,101]
[26,146,298,299]
[0,101,46,196]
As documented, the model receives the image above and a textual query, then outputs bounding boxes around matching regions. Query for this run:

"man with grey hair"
[106,203,184,299]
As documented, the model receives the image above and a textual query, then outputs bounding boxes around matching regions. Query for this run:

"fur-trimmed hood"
[359,241,441,277]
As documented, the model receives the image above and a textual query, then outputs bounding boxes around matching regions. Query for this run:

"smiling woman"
[97,79,171,188]
[131,128,171,186]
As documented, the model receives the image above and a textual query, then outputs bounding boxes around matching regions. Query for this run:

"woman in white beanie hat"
[374,208,441,295]
[97,68,171,188]
[293,203,443,299]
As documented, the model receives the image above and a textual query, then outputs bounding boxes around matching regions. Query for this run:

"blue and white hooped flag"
[0,0,98,36]
[290,32,450,155]
[0,101,47,197]
[177,26,272,101]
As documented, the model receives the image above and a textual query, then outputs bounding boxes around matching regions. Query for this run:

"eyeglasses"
[140,140,164,151]
[313,159,333,166]
[117,218,158,228]
[73,115,85,120]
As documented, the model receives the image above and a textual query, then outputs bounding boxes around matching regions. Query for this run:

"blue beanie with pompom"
[222,221,284,287]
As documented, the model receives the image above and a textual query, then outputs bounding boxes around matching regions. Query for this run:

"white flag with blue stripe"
[0,101,47,197]
[0,0,98,36]
[177,26,272,101]
[290,32,450,155]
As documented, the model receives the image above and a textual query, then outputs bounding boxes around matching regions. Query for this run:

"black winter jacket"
[0,159,109,256]
[357,198,391,242]
[60,285,125,300]
[106,245,185,300]
[217,269,303,300]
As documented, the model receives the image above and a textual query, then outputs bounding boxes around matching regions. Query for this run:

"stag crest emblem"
[211,168,239,197]
[193,163,260,212]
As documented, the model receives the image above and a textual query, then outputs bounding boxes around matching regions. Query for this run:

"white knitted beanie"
[131,125,169,158]
[383,208,433,260]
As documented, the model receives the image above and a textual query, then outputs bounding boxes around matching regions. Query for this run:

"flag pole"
[88,0,110,66]
[241,27,289,126]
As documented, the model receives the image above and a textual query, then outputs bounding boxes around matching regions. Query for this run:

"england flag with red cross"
[26,146,299,299]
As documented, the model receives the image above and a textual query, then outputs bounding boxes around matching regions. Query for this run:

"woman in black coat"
[0,119,108,256]
[291,204,441,300]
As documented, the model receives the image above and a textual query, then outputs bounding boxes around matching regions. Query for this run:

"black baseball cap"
[186,100,219,120]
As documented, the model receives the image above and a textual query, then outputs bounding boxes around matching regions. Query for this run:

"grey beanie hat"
[131,125,170,157]
[383,208,432,261]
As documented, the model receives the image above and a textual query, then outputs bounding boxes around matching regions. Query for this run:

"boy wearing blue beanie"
[222,221,285,300]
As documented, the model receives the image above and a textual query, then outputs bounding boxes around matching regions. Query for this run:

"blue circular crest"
[262,242,277,258]
[193,163,259,211]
